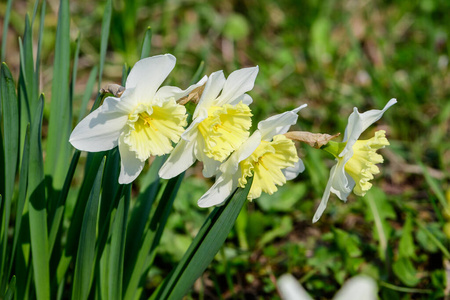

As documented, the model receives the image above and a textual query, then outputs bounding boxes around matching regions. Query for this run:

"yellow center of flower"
[238,134,298,200]
[123,100,187,161]
[197,102,252,162]
[344,130,389,196]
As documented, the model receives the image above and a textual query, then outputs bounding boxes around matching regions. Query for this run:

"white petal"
[282,159,305,181]
[154,75,208,100]
[329,158,352,201]
[158,139,196,179]
[69,97,128,152]
[201,156,222,178]
[340,98,396,157]
[333,276,377,300]
[125,54,176,105]
[215,66,259,106]
[197,174,237,207]
[277,274,313,300]
[220,131,262,175]
[194,70,226,116]
[181,114,204,141]
[192,134,222,178]
[223,93,253,106]
[118,134,145,184]
[312,164,336,223]
[258,104,307,141]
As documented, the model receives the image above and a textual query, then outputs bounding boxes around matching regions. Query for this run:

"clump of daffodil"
[312,98,397,223]
[69,54,206,184]
[159,67,258,179]
[197,105,307,207]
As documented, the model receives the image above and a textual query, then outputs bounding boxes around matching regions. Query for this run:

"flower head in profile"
[312,98,397,222]
[158,67,259,179]
[69,54,206,184]
[197,105,307,208]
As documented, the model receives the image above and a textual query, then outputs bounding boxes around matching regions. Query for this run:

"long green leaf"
[0,0,13,63]
[35,0,46,101]
[48,150,81,254]
[13,132,32,300]
[153,178,253,300]
[55,151,106,285]
[0,63,19,290]
[19,15,36,113]
[4,275,15,300]
[124,168,180,300]
[45,0,71,193]
[28,96,50,300]
[70,33,82,105]
[98,0,112,89]
[140,27,152,59]
[108,185,130,300]
[76,66,98,124]
[8,125,30,278]
[124,156,164,271]
[72,157,106,300]
[97,185,124,300]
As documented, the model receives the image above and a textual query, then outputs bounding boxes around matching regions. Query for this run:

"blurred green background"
[2,0,449,298]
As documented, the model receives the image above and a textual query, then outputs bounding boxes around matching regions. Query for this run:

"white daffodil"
[277,274,377,300]
[158,67,259,179]
[312,98,397,223]
[197,105,307,207]
[69,54,206,184]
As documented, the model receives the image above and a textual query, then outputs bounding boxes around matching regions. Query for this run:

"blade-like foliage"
[108,185,130,300]
[28,96,50,300]
[0,0,13,63]
[98,0,112,89]
[124,168,182,300]
[0,63,19,290]
[72,157,106,300]
[140,27,152,59]
[45,0,71,193]
[153,178,253,300]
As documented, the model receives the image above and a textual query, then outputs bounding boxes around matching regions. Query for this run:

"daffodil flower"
[69,54,206,184]
[197,105,307,207]
[312,98,397,222]
[277,274,377,300]
[159,66,259,179]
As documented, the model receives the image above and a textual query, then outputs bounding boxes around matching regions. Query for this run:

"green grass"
[1,0,449,299]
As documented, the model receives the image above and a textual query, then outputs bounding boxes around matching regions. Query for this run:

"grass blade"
[55,151,106,285]
[45,0,71,193]
[48,150,81,254]
[34,0,46,99]
[0,0,13,63]
[28,95,50,300]
[124,156,164,270]
[140,27,152,59]
[109,185,130,300]
[72,157,106,300]
[8,126,30,278]
[4,275,15,300]
[153,178,253,300]
[98,0,112,89]
[70,33,82,104]
[0,63,19,290]
[124,167,180,300]
[76,66,98,124]
[20,15,36,113]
